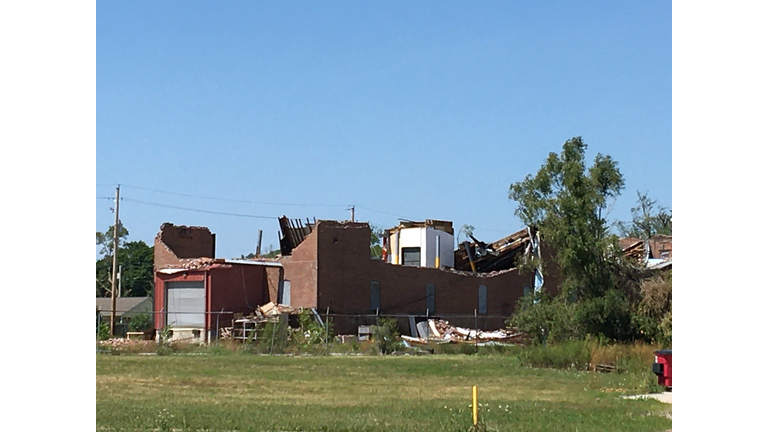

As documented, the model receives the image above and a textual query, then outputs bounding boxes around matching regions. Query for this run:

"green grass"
[97,354,670,431]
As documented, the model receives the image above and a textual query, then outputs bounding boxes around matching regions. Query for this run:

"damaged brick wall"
[265,266,283,305]
[649,235,672,259]
[154,223,216,269]
[279,227,320,308]
[278,220,547,334]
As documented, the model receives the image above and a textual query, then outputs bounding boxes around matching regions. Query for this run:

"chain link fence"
[97,308,520,355]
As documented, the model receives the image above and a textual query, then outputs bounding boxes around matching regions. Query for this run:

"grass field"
[97,353,671,432]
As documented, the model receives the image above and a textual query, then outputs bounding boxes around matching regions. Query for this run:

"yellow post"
[472,385,478,426]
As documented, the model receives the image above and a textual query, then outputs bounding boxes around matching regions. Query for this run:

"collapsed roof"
[453,227,533,273]
[278,216,316,256]
[384,219,454,236]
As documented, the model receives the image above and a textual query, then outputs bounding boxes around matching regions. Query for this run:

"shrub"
[632,275,672,345]
[257,318,291,354]
[290,309,331,352]
[373,318,400,354]
[507,291,579,345]
[128,312,153,332]
[98,321,110,341]
[574,289,640,342]
[156,326,177,356]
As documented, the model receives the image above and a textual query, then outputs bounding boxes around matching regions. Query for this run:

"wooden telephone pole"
[110,185,120,336]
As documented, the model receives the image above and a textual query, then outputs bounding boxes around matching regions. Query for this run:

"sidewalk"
[623,391,672,404]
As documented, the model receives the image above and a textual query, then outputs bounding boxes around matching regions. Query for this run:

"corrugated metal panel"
[166,281,205,328]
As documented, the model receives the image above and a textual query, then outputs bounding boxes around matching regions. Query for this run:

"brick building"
[279,220,556,334]
[152,223,281,342]
[151,220,560,338]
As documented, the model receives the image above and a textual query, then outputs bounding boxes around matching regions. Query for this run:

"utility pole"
[110,185,120,336]
[348,205,355,222]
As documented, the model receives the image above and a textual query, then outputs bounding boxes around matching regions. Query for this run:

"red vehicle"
[652,349,672,389]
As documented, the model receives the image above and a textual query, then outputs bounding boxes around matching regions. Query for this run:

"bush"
[98,321,110,340]
[574,289,639,342]
[373,318,400,354]
[632,275,672,346]
[128,312,153,332]
[290,309,331,352]
[507,291,579,345]
[255,318,291,354]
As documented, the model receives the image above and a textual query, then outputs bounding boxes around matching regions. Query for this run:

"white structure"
[384,220,454,268]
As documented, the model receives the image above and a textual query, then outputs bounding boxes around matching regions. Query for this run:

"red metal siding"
[153,265,268,333]
[207,265,267,329]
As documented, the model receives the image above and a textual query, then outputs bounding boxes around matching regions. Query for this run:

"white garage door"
[166,281,205,328]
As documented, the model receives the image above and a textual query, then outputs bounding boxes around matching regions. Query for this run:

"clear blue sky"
[96,1,671,259]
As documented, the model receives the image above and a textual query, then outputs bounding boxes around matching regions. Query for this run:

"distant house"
[620,235,672,267]
[96,296,153,321]
[96,297,153,336]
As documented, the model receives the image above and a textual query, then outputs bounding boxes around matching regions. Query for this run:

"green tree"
[96,225,154,298]
[616,191,672,239]
[261,245,280,258]
[369,225,384,258]
[509,137,625,300]
[96,224,129,256]
[508,137,643,342]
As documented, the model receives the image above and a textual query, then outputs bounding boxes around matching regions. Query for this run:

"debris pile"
[220,302,300,340]
[97,338,156,349]
[258,302,298,317]
[401,319,526,346]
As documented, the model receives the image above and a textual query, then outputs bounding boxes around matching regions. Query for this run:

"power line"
[122,198,277,219]
[121,184,347,208]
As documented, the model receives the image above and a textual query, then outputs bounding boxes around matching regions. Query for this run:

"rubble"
[157,257,232,271]
[454,228,532,273]
[258,302,298,316]
[220,302,300,340]
[401,319,526,346]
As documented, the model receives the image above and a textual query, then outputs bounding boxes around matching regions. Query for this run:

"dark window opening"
[426,283,436,314]
[478,285,488,315]
[402,247,421,267]
[370,281,380,311]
